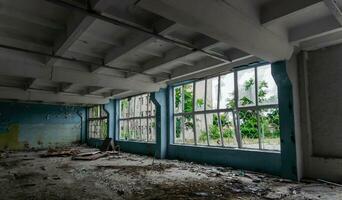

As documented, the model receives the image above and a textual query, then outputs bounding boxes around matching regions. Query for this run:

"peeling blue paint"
[0,102,86,149]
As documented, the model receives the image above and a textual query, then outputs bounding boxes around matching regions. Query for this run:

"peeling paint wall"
[0,102,86,150]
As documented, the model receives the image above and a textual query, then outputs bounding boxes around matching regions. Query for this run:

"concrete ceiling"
[0,0,341,105]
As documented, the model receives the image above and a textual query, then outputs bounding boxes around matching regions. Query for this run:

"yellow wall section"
[0,124,23,150]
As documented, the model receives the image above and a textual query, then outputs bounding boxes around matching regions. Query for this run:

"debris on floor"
[40,147,80,157]
[0,146,341,200]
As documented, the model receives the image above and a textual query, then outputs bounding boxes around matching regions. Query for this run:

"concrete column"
[151,89,167,159]
[272,61,298,180]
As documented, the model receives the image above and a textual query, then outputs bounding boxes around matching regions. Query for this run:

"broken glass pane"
[206,113,222,146]
[174,86,183,113]
[195,114,207,145]
[219,73,235,109]
[220,112,238,147]
[238,68,256,107]
[140,94,148,117]
[257,65,278,105]
[174,116,183,144]
[239,110,259,149]
[183,83,193,113]
[148,118,156,142]
[120,99,129,118]
[129,97,135,118]
[119,120,128,140]
[195,80,205,111]
[141,119,148,141]
[183,115,194,144]
[259,108,280,151]
[206,77,219,110]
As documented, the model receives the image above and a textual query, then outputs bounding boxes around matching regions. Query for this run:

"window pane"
[183,115,194,144]
[134,119,141,140]
[119,120,128,140]
[206,77,219,110]
[219,73,235,109]
[141,95,148,117]
[174,116,183,144]
[195,114,207,145]
[134,97,141,117]
[100,119,108,139]
[120,99,129,118]
[128,120,135,140]
[257,65,278,105]
[195,80,205,111]
[220,112,238,147]
[148,118,156,142]
[101,107,107,118]
[183,84,193,113]
[238,68,256,107]
[259,108,280,151]
[129,97,135,118]
[141,119,148,141]
[148,96,156,117]
[174,86,183,113]
[239,110,259,149]
[206,113,222,146]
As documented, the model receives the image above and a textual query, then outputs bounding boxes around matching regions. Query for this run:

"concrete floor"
[0,147,341,200]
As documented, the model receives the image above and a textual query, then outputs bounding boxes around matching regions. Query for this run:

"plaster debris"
[0,147,341,200]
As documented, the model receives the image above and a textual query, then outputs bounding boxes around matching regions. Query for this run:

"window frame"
[172,63,280,151]
[118,93,156,143]
[87,105,109,140]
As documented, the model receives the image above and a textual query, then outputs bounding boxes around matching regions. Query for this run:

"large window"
[88,105,108,139]
[119,94,156,143]
[173,64,280,151]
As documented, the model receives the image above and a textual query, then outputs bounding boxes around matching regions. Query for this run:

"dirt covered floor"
[0,147,341,200]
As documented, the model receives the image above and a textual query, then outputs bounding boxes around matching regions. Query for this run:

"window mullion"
[234,71,242,148]
[255,67,262,150]
[204,79,209,146]
[192,82,197,145]
[181,85,185,144]
[218,75,224,147]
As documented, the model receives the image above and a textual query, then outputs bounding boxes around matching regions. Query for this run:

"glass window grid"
[88,105,109,139]
[172,64,280,151]
[118,94,156,143]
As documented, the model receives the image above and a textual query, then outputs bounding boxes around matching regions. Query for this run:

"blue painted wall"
[0,102,86,150]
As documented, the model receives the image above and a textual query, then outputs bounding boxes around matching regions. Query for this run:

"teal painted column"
[272,61,297,180]
[151,89,167,159]
[104,100,115,139]
[113,99,119,141]
[78,108,87,144]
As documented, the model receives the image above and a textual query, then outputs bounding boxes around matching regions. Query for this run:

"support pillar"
[272,61,297,180]
[151,89,167,159]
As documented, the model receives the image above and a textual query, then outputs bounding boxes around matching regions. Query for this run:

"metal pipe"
[45,0,232,63]
[0,44,170,79]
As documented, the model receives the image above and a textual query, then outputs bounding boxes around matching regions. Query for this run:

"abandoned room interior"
[1,0,342,199]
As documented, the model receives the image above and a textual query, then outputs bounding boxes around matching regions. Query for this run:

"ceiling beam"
[167,56,262,84]
[46,0,110,66]
[104,20,175,67]
[260,0,323,25]
[139,0,293,62]
[0,5,64,30]
[299,29,342,50]
[289,15,342,44]
[0,86,109,104]
[0,54,163,92]
[324,0,342,24]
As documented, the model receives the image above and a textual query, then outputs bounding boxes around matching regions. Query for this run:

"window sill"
[169,143,280,154]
